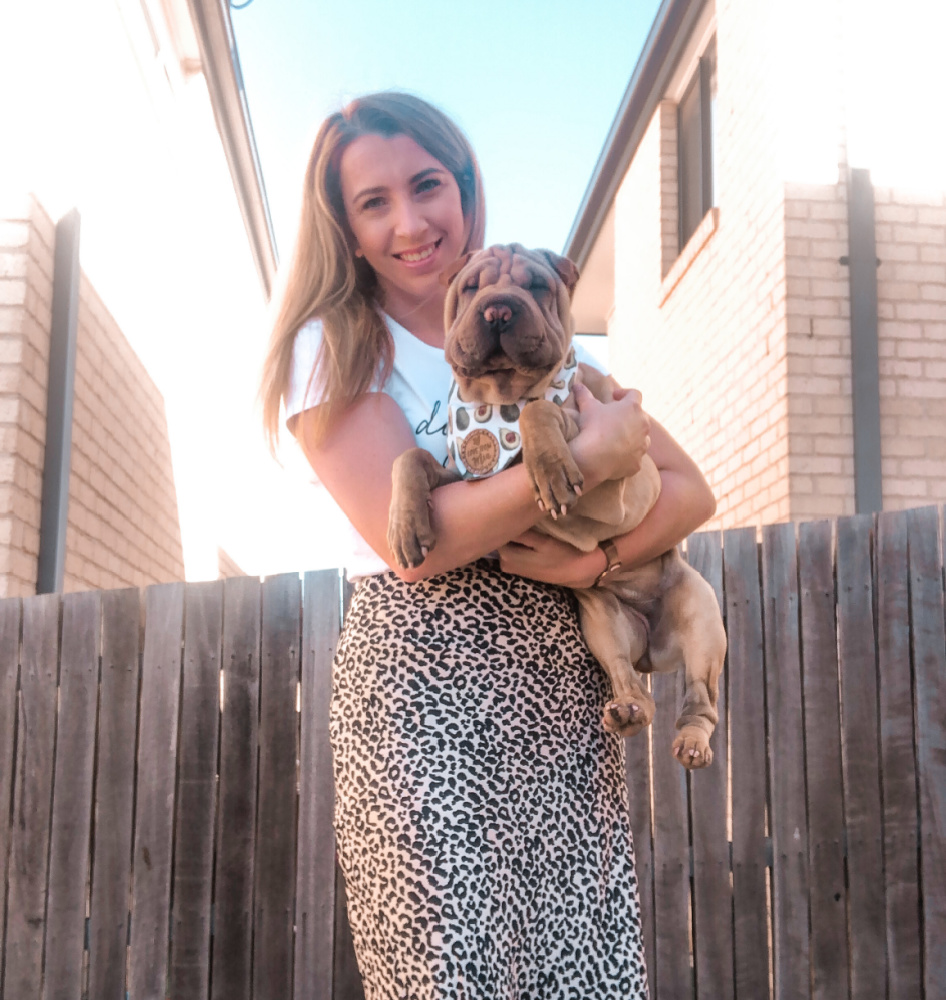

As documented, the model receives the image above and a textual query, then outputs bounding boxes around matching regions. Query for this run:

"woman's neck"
[379,289,446,348]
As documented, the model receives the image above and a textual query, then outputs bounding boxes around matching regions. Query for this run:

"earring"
[354,248,364,258]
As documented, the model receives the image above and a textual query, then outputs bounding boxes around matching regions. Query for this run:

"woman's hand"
[498,529,606,589]
[568,382,652,488]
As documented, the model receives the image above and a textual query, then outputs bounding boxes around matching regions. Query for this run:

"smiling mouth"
[393,238,442,263]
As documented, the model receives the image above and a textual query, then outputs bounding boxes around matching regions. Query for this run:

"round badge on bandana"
[459,428,500,476]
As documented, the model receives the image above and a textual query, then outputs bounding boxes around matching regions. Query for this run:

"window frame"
[677,38,717,252]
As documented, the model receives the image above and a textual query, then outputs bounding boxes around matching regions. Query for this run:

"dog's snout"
[480,296,518,333]
[483,304,513,326]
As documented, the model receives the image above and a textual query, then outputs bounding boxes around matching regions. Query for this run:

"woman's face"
[339,132,468,315]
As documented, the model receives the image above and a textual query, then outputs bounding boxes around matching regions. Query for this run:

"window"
[678,39,717,251]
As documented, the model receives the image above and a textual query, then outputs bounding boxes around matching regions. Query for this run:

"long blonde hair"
[260,92,486,453]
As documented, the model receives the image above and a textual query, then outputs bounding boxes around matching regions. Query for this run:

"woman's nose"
[392,197,425,238]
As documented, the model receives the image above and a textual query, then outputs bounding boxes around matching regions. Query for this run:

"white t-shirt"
[285,312,601,578]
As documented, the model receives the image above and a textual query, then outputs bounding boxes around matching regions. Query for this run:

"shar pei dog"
[387,243,726,768]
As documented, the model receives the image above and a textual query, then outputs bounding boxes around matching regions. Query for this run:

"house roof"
[563,0,705,272]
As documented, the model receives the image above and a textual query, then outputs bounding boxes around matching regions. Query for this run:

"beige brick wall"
[0,195,184,596]
[874,189,946,508]
[610,0,792,530]
[783,182,856,521]
[0,197,53,594]
[604,0,946,529]
[217,547,245,579]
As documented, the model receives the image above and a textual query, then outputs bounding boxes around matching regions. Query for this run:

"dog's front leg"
[574,587,655,736]
[388,449,461,569]
[519,400,583,517]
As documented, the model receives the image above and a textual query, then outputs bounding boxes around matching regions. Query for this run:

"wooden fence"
[0,506,944,999]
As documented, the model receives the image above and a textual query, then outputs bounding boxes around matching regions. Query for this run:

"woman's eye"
[416,177,441,195]
[361,196,385,211]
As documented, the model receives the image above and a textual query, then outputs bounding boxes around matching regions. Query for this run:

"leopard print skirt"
[331,560,649,1000]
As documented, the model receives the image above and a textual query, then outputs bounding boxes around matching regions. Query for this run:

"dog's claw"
[672,729,713,769]
[574,485,583,497]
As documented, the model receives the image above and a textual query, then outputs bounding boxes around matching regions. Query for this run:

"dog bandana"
[447,348,578,479]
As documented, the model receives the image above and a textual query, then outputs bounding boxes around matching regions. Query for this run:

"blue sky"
[231,0,663,261]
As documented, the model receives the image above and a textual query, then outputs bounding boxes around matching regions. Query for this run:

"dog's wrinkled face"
[442,243,580,405]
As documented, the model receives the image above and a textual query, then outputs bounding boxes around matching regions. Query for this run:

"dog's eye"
[462,281,479,294]
[529,279,549,293]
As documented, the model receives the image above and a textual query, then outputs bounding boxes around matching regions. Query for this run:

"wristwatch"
[594,538,622,587]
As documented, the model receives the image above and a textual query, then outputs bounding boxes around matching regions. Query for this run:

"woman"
[260,92,714,999]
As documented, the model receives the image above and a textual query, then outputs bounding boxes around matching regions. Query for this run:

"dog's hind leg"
[575,588,655,737]
[647,568,726,768]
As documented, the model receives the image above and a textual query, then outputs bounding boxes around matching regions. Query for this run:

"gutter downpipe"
[845,168,883,514]
[36,209,81,594]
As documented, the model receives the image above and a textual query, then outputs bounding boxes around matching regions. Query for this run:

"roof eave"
[563,0,705,270]
[184,0,278,299]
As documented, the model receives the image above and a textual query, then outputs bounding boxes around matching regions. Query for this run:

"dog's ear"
[541,250,580,297]
[440,252,474,287]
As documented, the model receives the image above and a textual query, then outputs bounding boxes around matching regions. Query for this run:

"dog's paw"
[671,728,713,769]
[602,698,654,737]
[527,452,584,518]
[387,512,436,571]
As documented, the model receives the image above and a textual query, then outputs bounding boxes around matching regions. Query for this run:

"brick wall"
[0,195,184,596]
[783,182,855,521]
[874,189,946,509]
[610,0,792,529]
[217,547,245,579]
[604,0,946,529]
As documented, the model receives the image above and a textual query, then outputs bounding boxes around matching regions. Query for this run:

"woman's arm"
[497,417,716,588]
[293,384,652,583]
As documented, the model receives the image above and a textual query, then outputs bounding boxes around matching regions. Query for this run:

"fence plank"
[875,510,922,1000]
[761,523,810,999]
[723,527,769,1000]
[2,593,60,999]
[333,862,365,1000]
[798,521,849,1000]
[332,577,365,1000]
[294,570,342,1000]
[908,506,946,996]
[687,531,734,1000]
[651,666,694,1000]
[255,573,301,1000]
[0,597,21,967]
[835,515,886,1000]
[43,591,101,1000]
[128,582,185,1000]
[212,576,261,1000]
[170,581,224,1000]
[88,588,140,1000]
[625,696,655,1000]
